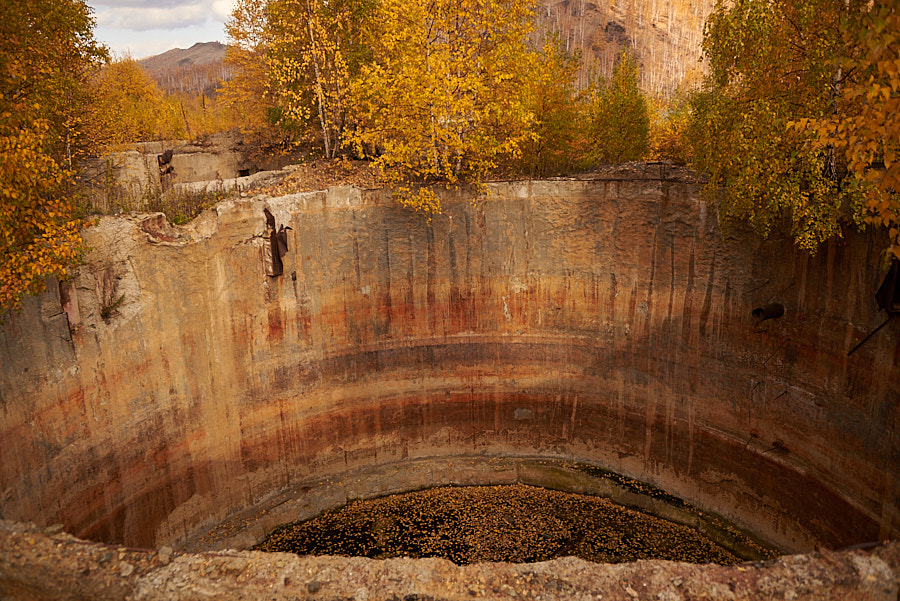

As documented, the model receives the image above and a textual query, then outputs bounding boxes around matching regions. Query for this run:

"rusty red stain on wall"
[0,171,897,553]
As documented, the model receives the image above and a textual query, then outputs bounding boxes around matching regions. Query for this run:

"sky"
[85,0,237,59]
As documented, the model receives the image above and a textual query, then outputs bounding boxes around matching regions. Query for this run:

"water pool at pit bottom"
[253,483,780,565]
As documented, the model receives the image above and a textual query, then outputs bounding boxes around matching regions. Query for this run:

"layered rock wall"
[1,166,897,555]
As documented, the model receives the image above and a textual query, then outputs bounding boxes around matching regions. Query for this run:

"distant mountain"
[138,42,228,96]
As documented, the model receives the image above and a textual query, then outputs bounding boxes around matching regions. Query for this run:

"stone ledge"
[1,520,897,601]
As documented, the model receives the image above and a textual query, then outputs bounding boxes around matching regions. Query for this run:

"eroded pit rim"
[2,518,898,601]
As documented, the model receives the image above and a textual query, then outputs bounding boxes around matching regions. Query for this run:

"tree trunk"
[306,3,332,159]
[826,0,851,181]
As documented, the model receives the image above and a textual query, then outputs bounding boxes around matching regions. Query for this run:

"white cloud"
[90,0,197,8]
[212,0,238,21]
[87,0,231,57]
[97,4,211,31]
[107,37,185,60]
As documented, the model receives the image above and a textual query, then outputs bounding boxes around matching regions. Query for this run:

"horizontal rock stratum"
[1,164,898,598]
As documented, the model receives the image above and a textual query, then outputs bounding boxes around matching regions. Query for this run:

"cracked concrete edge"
[84,163,703,249]
[1,520,898,601]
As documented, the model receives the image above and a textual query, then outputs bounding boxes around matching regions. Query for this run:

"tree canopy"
[86,58,171,147]
[688,0,899,257]
[221,0,276,138]
[585,51,650,165]
[0,0,106,312]
[268,0,373,157]
[225,0,662,213]
[348,0,538,212]
[514,38,586,178]
[795,3,900,258]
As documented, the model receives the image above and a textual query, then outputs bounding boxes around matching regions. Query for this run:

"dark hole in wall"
[876,259,900,315]
[752,303,785,322]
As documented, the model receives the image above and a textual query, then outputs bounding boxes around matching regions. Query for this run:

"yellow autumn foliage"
[226,0,661,211]
[222,0,288,145]
[348,0,538,213]
[795,3,900,259]
[0,121,85,311]
[688,0,865,251]
[0,0,105,312]
[266,0,369,157]
[86,58,174,148]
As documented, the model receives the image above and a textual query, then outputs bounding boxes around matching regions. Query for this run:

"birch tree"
[688,0,870,251]
[265,0,373,156]
[349,0,537,213]
[794,2,900,258]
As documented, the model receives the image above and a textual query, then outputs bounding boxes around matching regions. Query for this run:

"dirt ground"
[259,158,380,196]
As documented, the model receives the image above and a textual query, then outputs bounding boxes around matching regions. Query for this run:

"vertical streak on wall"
[0,174,897,553]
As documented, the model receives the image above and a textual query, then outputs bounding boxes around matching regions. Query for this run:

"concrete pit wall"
[78,137,259,213]
[1,167,898,564]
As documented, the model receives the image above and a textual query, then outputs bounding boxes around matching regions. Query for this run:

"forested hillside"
[138,42,228,97]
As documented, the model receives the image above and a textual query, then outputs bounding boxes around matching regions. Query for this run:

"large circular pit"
[1,166,899,599]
